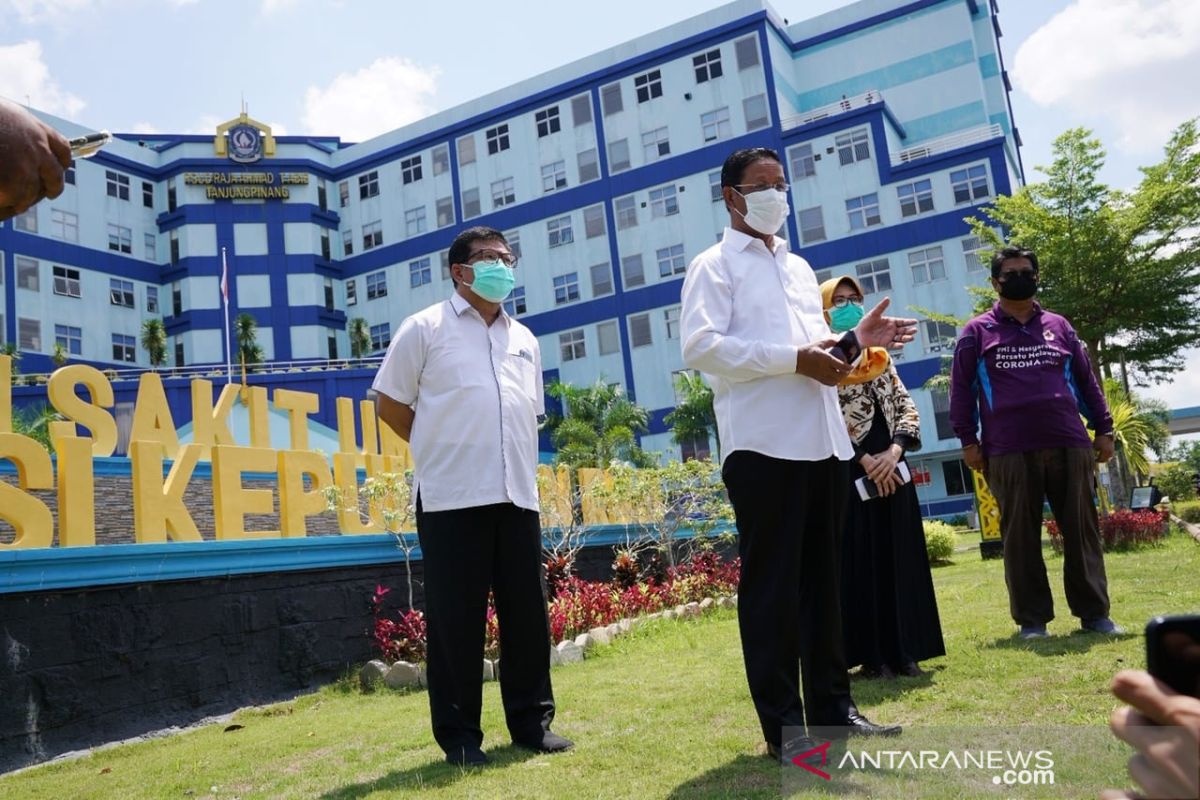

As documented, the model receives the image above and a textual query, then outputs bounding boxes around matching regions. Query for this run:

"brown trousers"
[986,447,1110,627]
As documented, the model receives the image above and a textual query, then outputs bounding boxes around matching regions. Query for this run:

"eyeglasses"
[734,182,790,194]
[465,249,518,268]
[831,296,864,308]
[999,270,1035,279]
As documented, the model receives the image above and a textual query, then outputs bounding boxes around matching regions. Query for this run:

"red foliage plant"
[1046,509,1168,554]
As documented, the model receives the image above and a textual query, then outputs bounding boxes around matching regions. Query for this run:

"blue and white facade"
[0,0,1021,517]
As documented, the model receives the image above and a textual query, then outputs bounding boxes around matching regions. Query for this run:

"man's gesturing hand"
[854,297,917,351]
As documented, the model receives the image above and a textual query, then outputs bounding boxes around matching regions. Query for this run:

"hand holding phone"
[68,131,112,159]
[1147,615,1200,698]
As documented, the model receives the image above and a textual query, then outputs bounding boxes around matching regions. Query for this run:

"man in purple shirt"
[950,245,1119,640]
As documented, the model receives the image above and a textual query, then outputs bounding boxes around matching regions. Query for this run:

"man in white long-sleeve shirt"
[680,147,914,761]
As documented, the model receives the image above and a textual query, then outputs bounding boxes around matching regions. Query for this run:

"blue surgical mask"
[829,303,865,333]
[466,260,516,303]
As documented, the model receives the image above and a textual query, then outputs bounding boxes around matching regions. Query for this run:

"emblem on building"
[213,109,276,162]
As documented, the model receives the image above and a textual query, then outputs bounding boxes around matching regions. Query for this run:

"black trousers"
[721,451,856,746]
[416,498,556,753]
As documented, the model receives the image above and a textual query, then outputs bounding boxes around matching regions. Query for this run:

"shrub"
[1157,463,1199,504]
[1174,500,1200,525]
[924,519,957,563]
[1046,509,1169,553]
[370,585,426,664]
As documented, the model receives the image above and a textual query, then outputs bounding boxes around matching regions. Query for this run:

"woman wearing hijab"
[821,275,945,679]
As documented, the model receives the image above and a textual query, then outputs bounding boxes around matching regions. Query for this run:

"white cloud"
[302,57,439,142]
[128,121,161,134]
[7,0,95,25]
[1013,0,1200,154]
[0,40,85,117]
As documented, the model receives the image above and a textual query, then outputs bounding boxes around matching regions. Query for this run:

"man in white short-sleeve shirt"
[373,226,572,767]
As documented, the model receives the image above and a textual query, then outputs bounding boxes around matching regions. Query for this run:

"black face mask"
[998,271,1037,300]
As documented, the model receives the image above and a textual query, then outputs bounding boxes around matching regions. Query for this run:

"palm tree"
[348,317,371,360]
[140,318,168,369]
[12,404,61,450]
[664,371,718,460]
[51,342,68,368]
[1100,379,1169,508]
[235,312,264,369]
[3,342,22,382]
[544,379,654,468]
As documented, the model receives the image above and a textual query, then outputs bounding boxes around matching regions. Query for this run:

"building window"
[174,339,184,367]
[568,95,591,128]
[743,94,769,130]
[700,108,732,143]
[629,313,652,347]
[951,164,990,204]
[734,35,759,70]
[328,333,338,360]
[462,188,481,219]
[506,230,522,259]
[836,129,871,165]
[491,177,515,208]
[358,171,379,199]
[709,171,723,202]
[590,262,613,296]
[635,70,663,103]
[338,180,349,207]
[112,333,136,363]
[656,244,686,277]
[172,282,182,316]
[14,209,37,232]
[144,233,157,262]
[649,184,679,218]
[366,270,387,300]
[503,286,527,316]
[107,223,132,253]
[615,195,638,229]
[846,193,882,229]
[597,321,619,355]
[553,272,580,305]
[559,329,586,362]
[318,181,327,211]
[922,319,957,354]
[486,124,510,154]
[362,220,383,250]
[106,170,130,200]
[370,322,391,352]
[814,269,832,284]
[322,230,332,261]
[110,278,135,308]
[909,246,947,284]
[577,148,599,183]
[19,318,41,351]
[931,389,957,443]
[51,209,79,242]
[405,207,427,237]
[789,143,816,179]
[409,257,432,288]
[584,204,606,238]
[457,135,476,165]
[142,181,154,208]
[535,106,561,137]
[642,127,670,162]
[941,456,971,494]
[400,155,423,184]
[962,236,988,270]
[64,165,75,185]
[664,306,682,340]
[436,196,454,228]
[56,324,82,355]
[693,49,723,82]
[146,286,158,313]
[169,231,180,264]
[898,178,935,217]
[53,265,81,298]
[855,258,892,294]
[440,252,451,281]
[798,206,826,243]
[432,144,450,175]
[547,216,573,248]
[342,229,353,256]
[608,139,631,172]
[622,254,645,288]
[323,278,333,311]
[541,160,567,193]
[601,83,623,116]
[346,279,357,306]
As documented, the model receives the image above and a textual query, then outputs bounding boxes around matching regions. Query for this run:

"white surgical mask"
[734,187,790,236]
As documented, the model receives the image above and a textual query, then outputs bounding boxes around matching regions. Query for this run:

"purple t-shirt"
[949,302,1113,456]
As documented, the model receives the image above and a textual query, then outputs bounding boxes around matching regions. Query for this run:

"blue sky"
[2,0,1197,419]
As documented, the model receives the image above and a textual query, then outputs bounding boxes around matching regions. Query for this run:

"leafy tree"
[664,371,718,460]
[51,342,68,368]
[1168,440,1200,475]
[235,312,264,368]
[348,317,371,360]
[968,121,1200,384]
[544,379,654,468]
[1,343,19,382]
[1156,463,1198,504]
[11,404,61,450]
[140,318,168,369]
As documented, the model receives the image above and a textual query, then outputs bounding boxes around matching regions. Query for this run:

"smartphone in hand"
[68,131,112,159]
[1146,614,1200,697]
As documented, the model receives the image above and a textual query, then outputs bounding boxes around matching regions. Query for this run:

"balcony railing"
[10,356,385,385]
[779,90,884,131]
[891,124,1004,166]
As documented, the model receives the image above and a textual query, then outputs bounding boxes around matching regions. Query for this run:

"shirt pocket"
[501,350,537,401]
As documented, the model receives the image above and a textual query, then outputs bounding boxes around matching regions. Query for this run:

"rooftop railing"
[891,124,1005,166]
[778,90,884,131]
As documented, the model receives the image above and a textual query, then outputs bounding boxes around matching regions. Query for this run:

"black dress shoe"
[766,734,824,765]
[513,730,574,753]
[445,745,488,766]
[860,664,896,679]
[846,712,901,737]
[895,662,925,677]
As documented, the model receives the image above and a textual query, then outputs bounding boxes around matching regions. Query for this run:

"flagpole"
[222,247,232,384]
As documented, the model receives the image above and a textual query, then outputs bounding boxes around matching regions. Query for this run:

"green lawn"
[4,532,1198,799]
